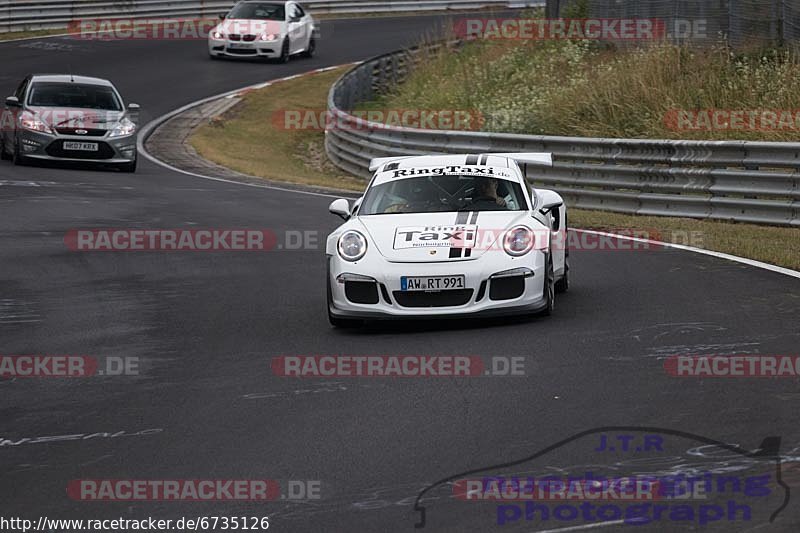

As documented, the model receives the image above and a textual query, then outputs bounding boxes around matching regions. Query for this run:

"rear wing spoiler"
[488,153,552,167]
[368,156,416,172]
[368,153,552,172]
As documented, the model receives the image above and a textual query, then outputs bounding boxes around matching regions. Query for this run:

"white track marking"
[136,64,361,200]
[574,229,800,279]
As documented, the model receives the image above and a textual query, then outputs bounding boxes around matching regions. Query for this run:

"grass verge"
[0,28,74,41]
[367,39,800,141]
[190,66,365,192]
[570,210,800,271]
[190,62,799,272]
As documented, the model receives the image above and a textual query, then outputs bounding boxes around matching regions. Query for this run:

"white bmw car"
[326,153,569,327]
[208,1,316,61]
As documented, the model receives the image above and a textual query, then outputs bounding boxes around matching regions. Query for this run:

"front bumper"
[328,251,548,320]
[208,38,282,58]
[17,129,137,164]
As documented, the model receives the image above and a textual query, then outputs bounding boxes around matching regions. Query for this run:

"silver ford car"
[0,74,140,172]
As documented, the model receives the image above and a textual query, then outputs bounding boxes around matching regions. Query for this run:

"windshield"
[359,175,528,215]
[27,82,122,111]
[227,2,286,20]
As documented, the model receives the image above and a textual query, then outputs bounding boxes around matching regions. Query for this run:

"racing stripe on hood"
[464,211,479,257]
[465,154,479,166]
[449,211,471,258]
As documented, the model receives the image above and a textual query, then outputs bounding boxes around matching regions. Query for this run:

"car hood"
[219,19,285,36]
[359,211,537,263]
[28,106,125,130]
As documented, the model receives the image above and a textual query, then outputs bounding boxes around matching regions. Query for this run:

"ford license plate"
[63,141,98,151]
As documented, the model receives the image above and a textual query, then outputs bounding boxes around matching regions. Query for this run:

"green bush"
[369,39,800,141]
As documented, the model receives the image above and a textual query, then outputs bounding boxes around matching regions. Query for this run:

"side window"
[290,4,304,19]
[15,78,29,101]
[295,4,305,17]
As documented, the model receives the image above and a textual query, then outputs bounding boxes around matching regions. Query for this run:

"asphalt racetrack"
[0,13,799,533]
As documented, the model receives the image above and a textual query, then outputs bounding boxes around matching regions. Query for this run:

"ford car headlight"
[19,112,52,134]
[503,226,534,257]
[338,231,367,262]
[108,117,136,138]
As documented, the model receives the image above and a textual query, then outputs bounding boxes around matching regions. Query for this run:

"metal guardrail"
[325,45,800,226]
[0,0,543,32]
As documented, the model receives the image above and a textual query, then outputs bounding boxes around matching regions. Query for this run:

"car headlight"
[211,30,226,40]
[259,33,279,41]
[338,230,367,262]
[108,117,136,138]
[503,226,534,257]
[19,112,52,134]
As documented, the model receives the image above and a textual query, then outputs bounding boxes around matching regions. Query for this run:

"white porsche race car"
[326,153,569,327]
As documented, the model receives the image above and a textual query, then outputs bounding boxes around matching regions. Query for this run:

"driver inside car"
[382,178,440,213]
[469,177,507,209]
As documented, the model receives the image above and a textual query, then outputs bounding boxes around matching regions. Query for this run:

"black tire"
[555,253,569,293]
[118,157,137,173]
[12,138,27,166]
[278,39,290,63]
[0,136,10,160]
[555,216,569,293]
[301,37,316,58]
[539,252,555,316]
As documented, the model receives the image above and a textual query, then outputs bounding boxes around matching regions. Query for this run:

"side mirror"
[5,96,20,108]
[329,198,351,220]
[127,103,140,110]
[219,12,227,20]
[539,200,563,216]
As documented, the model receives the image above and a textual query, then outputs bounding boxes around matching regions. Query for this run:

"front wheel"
[539,252,555,316]
[278,39,290,63]
[555,253,569,293]
[12,138,27,166]
[0,135,10,160]
[302,37,316,58]
[118,158,137,173]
